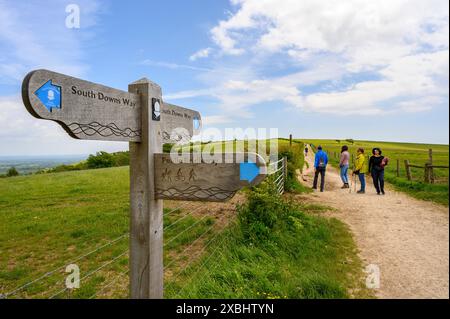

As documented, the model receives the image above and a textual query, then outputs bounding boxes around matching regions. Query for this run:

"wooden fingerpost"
[289,134,292,146]
[129,78,163,299]
[405,160,412,181]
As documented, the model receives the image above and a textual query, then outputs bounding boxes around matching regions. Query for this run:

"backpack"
[381,157,389,168]
[318,156,326,168]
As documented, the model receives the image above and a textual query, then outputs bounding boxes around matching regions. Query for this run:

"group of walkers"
[311,144,389,194]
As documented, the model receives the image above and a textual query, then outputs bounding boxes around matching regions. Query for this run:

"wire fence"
[268,157,287,195]
[1,157,288,300]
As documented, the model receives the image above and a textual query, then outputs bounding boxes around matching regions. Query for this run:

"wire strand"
[178,249,227,298]
[164,214,211,248]
[174,237,227,298]
[88,269,129,299]
[163,205,204,232]
[48,249,128,299]
[165,230,228,291]
[3,233,129,298]
[164,215,227,270]
[163,202,189,217]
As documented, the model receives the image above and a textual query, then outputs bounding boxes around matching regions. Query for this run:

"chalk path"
[298,147,449,298]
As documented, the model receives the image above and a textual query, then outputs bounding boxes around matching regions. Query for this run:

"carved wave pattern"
[68,122,141,138]
[156,185,236,201]
[162,130,192,143]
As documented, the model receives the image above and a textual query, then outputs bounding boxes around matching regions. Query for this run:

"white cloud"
[189,48,212,61]
[0,96,128,156]
[0,0,102,83]
[141,59,210,71]
[0,96,63,139]
[0,1,129,156]
[178,0,449,117]
[202,115,231,125]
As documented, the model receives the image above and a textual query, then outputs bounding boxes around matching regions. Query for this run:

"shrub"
[86,151,115,169]
[237,179,303,244]
[6,167,19,177]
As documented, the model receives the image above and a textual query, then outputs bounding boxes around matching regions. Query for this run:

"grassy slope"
[0,143,370,299]
[302,139,449,206]
[167,200,371,299]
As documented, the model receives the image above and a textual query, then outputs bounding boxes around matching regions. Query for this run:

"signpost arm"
[128,79,163,299]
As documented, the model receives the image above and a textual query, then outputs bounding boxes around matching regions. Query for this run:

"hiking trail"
[298,146,449,299]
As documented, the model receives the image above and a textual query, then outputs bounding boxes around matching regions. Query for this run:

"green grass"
[0,140,369,299]
[165,183,371,299]
[302,139,449,206]
[0,167,218,298]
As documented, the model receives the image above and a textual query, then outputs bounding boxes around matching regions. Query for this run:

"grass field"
[0,141,370,299]
[302,139,449,206]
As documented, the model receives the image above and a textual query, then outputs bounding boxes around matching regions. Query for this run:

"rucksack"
[381,157,389,168]
[318,156,326,168]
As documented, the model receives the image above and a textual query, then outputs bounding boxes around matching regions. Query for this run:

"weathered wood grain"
[154,153,267,201]
[22,69,201,143]
[129,78,163,299]
[22,69,141,142]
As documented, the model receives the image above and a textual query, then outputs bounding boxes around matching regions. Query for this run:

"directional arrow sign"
[154,153,267,201]
[161,102,201,144]
[22,69,201,143]
[240,162,261,183]
[35,80,61,112]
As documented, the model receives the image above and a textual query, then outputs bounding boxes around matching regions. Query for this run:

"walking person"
[369,147,385,195]
[339,145,350,188]
[304,145,309,157]
[312,145,328,192]
[353,148,367,194]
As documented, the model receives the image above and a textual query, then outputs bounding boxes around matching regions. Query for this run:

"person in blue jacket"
[313,145,328,192]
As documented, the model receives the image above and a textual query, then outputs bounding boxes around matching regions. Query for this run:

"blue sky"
[0,0,448,156]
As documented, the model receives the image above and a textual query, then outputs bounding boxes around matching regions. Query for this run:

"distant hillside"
[0,155,87,175]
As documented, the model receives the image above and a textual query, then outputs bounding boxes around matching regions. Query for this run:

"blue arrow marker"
[240,162,260,182]
[34,80,61,112]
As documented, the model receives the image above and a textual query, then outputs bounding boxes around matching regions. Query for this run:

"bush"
[237,180,303,244]
[238,182,282,242]
[86,151,115,169]
[6,167,19,177]
[112,151,130,166]
[85,151,130,169]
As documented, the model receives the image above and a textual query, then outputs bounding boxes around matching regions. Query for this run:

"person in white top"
[339,145,350,189]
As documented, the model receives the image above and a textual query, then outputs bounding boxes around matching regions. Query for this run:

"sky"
[0,0,448,156]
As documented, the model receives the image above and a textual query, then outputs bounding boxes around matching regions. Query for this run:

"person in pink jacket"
[339,145,350,188]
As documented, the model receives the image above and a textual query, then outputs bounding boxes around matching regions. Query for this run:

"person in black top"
[369,147,385,195]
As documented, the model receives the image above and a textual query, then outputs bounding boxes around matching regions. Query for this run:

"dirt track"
[299,147,449,299]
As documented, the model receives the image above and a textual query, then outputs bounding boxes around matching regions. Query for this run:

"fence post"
[396,159,400,177]
[289,134,292,146]
[425,163,431,183]
[428,149,434,184]
[129,79,164,299]
[283,156,288,182]
[405,160,412,181]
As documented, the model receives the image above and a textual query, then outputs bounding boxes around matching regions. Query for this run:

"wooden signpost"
[155,153,267,201]
[22,69,201,143]
[21,69,267,299]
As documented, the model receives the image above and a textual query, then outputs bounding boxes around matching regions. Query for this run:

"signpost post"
[21,69,267,299]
